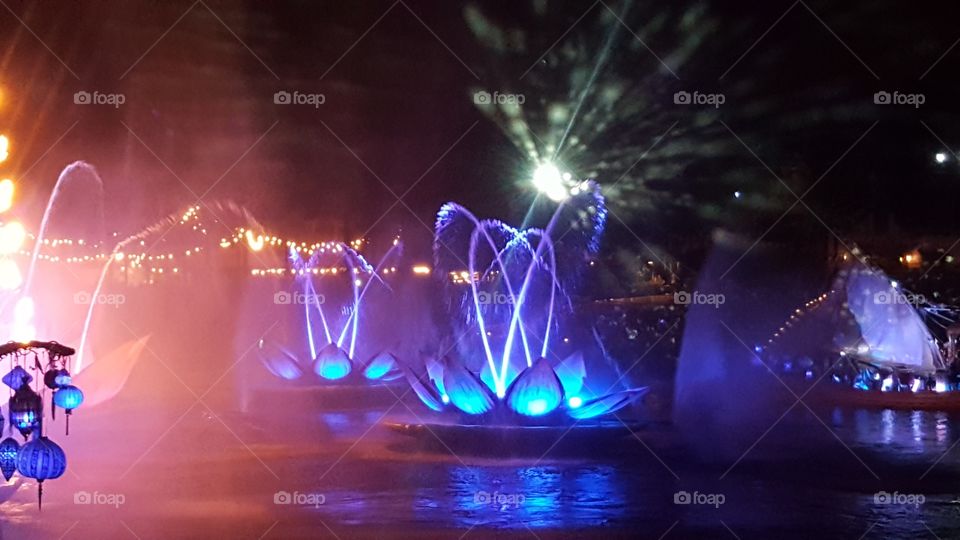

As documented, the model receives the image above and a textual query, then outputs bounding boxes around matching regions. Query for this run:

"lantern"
[43,368,70,390]
[0,437,18,481]
[2,365,32,390]
[9,385,41,439]
[53,385,83,435]
[17,436,66,508]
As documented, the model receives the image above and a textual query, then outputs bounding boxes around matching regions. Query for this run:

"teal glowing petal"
[425,356,447,399]
[567,388,648,420]
[313,343,352,380]
[442,362,495,415]
[505,358,563,417]
[404,369,444,412]
[257,344,304,381]
[378,370,405,382]
[554,351,586,397]
[364,351,399,380]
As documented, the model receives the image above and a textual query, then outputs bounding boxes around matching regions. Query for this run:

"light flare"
[0,259,21,290]
[532,162,570,202]
[11,296,35,343]
[245,230,265,251]
[0,179,14,213]
[0,221,26,255]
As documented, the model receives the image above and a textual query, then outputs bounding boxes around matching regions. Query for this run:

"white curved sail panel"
[845,266,943,371]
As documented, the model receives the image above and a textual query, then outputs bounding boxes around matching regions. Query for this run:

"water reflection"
[935,412,949,445]
[842,408,955,459]
[320,411,385,439]
[911,410,923,445]
[437,464,625,529]
[882,409,895,445]
[231,407,960,536]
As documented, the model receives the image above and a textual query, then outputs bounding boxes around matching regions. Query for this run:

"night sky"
[2,0,960,261]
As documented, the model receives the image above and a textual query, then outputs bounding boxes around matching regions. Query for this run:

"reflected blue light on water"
[289,408,960,537]
[936,412,949,444]
[435,465,625,529]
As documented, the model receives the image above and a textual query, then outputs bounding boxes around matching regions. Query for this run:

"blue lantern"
[9,386,41,439]
[17,436,66,509]
[2,366,32,390]
[53,385,84,435]
[43,368,70,390]
[0,437,18,481]
[53,385,83,410]
[54,371,72,387]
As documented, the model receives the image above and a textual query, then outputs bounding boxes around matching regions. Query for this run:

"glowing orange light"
[0,259,21,291]
[245,230,264,252]
[0,222,25,255]
[0,179,13,213]
[11,296,34,343]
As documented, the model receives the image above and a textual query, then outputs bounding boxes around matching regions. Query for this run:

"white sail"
[844,266,943,372]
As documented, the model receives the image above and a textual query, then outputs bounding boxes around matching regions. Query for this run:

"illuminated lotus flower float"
[256,240,405,384]
[405,181,647,421]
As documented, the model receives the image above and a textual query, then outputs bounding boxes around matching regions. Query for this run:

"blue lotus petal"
[567,388,648,420]
[404,369,444,412]
[505,357,564,417]
[257,343,304,381]
[425,356,448,400]
[442,362,495,415]
[313,343,353,380]
[554,351,586,397]
[364,351,399,380]
[478,363,498,396]
[379,370,405,382]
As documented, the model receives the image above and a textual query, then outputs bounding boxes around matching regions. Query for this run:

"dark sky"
[2,0,960,260]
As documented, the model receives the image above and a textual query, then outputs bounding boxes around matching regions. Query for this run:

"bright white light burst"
[532,162,570,202]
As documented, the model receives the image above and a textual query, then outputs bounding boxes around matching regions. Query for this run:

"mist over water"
[673,231,832,459]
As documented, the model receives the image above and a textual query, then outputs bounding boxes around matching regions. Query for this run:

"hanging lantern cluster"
[0,340,80,508]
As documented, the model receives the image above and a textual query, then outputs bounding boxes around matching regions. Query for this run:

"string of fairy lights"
[766,291,833,347]
[2,204,437,283]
